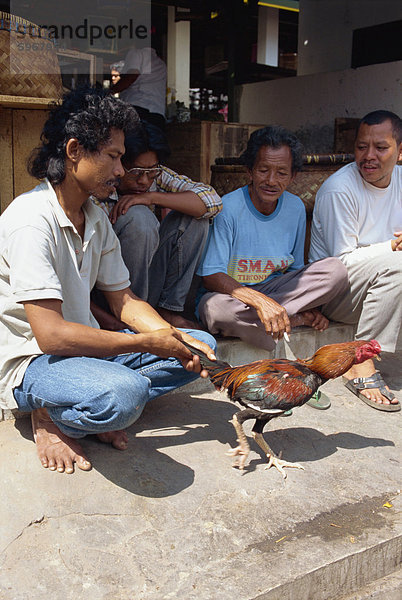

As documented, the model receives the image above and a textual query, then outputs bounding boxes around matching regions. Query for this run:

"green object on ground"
[306,390,331,410]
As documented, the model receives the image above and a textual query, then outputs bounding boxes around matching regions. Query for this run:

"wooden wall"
[0,98,50,213]
[165,121,264,184]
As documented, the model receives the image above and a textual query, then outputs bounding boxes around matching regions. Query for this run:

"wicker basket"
[0,11,63,98]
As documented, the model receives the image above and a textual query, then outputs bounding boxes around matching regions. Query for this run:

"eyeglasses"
[123,165,162,179]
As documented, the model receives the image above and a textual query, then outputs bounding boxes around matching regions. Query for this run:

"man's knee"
[114,205,159,242]
[87,372,150,429]
[378,252,402,274]
[159,212,209,242]
[200,293,241,333]
[316,257,349,290]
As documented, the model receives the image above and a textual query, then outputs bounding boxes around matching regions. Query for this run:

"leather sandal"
[343,371,401,412]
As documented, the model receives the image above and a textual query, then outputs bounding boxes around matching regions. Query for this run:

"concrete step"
[337,567,402,600]
[217,322,356,365]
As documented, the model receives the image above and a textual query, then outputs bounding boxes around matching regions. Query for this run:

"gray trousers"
[198,257,349,351]
[322,253,402,353]
[113,206,209,311]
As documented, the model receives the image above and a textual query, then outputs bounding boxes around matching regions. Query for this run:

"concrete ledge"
[216,321,356,365]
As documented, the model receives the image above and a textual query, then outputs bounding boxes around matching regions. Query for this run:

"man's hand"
[109,194,155,224]
[252,293,291,340]
[177,330,216,377]
[391,232,402,251]
[232,287,291,340]
[203,272,291,341]
[142,328,215,377]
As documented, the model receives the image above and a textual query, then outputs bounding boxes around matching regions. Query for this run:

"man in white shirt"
[111,47,167,131]
[0,87,216,474]
[310,110,401,411]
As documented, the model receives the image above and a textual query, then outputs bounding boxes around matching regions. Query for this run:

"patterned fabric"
[92,165,222,220]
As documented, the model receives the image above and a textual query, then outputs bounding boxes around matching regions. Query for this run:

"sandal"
[343,371,401,412]
[306,390,331,410]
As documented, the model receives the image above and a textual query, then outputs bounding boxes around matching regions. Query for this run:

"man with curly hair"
[0,87,216,474]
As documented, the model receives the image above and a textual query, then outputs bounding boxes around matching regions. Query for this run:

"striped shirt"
[93,165,222,219]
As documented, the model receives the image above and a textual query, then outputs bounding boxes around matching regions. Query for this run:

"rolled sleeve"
[157,166,222,219]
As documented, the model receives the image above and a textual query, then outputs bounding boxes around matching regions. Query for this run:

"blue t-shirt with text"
[197,185,306,287]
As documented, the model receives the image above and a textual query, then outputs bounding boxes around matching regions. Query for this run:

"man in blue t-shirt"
[197,125,348,352]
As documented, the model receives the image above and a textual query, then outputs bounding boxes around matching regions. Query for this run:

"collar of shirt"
[42,178,103,234]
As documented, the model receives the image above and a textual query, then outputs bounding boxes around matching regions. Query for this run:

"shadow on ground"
[13,392,395,498]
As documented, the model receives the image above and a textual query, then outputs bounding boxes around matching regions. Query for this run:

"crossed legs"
[14,329,216,472]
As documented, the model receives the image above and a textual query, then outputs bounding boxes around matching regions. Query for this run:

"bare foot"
[290,308,329,331]
[31,408,92,474]
[157,307,203,330]
[344,359,399,406]
[97,430,128,450]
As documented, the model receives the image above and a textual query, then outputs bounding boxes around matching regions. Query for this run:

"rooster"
[182,339,381,477]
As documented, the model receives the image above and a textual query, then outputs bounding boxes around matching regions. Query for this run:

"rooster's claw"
[265,455,305,479]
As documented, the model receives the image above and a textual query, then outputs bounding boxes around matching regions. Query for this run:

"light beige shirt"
[0,180,130,409]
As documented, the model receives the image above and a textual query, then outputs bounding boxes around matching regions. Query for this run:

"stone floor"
[0,328,401,600]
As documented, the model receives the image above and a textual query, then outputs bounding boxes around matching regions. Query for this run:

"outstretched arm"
[109,190,206,223]
[24,290,215,375]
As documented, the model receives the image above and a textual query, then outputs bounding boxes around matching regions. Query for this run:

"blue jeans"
[113,206,209,311]
[14,329,216,439]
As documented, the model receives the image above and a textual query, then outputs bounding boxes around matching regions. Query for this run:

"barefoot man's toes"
[32,408,92,474]
[97,430,128,451]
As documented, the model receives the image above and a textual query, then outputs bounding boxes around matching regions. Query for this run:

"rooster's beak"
[374,353,382,362]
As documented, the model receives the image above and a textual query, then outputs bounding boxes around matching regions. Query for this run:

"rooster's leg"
[227,409,258,470]
[252,420,305,479]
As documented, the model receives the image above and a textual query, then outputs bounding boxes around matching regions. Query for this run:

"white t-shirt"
[120,47,167,117]
[0,180,130,409]
[309,162,402,267]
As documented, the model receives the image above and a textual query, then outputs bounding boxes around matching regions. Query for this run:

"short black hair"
[122,121,171,166]
[241,125,303,173]
[28,86,140,184]
[358,110,402,145]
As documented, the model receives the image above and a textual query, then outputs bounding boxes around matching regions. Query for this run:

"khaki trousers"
[199,257,348,351]
[322,253,402,353]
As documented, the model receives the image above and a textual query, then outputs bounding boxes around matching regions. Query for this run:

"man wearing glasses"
[92,122,222,329]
